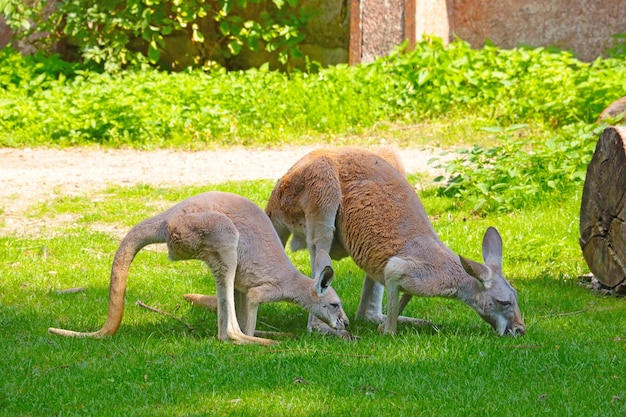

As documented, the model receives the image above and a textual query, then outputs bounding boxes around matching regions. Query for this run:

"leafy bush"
[4,38,626,148]
[0,47,82,92]
[0,49,396,146]
[375,38,625,126]
[430,122,603,213]
[0,0,308,71]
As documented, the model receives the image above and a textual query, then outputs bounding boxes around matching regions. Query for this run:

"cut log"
[579,126,626,292]
[598,96,626,124]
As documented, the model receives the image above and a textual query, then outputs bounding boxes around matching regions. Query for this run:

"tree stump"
[598,96,626,124]
[579,126,626,294]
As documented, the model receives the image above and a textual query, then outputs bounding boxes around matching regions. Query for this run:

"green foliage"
[1,184,624,416]
[431,122,603,214]
[2,38,626,214]
[0,51,393,147]
[378,38,625,125]
[0,47,82,92]
[0,0,310,71]
[605,33,626,58]
[3,38,626,146]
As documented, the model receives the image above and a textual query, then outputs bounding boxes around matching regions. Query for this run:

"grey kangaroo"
[49,191,350,344]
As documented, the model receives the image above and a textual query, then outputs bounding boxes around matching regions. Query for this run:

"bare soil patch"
[0,146,443,235]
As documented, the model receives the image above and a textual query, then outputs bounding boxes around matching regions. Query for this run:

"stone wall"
[360,0,406,63]
[450,0,626,62]
[353,0,626,63]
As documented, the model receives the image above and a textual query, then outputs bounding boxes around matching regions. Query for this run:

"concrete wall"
[416,0,452,44]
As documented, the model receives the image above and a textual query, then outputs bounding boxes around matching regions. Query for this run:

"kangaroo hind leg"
[170,211,275,345]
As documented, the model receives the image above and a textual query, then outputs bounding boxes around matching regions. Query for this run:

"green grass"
[1,181,624,417]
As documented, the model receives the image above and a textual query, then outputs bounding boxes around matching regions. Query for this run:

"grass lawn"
[1,179,623,416]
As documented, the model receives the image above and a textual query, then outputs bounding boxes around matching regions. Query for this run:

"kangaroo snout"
[335,314,349,330]
[506,323,526,337]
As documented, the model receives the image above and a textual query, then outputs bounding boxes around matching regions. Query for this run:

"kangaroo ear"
[482,227,503,271]
[313,250,334,296]
[460,255,494,289]
[314,265,334,296]
[314,249,332,274]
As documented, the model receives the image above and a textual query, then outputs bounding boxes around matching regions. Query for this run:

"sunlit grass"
[1,181,624,416]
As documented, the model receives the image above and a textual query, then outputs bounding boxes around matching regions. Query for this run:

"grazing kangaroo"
[49,191,350,345]
[265,147,526,336]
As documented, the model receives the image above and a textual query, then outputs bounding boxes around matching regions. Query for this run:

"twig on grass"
[41,364,71,375]
[255,320,281,332]
[136,300,195,333]
[55,287,85,294]
[540,306,592,319]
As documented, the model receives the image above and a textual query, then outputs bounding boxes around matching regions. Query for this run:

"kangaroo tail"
[49,216,167,338]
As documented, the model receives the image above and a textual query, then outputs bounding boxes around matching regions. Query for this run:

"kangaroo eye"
[330,303,340,309]
[497,300,511,307]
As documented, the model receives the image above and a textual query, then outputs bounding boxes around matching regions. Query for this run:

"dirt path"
[0,146,444,234]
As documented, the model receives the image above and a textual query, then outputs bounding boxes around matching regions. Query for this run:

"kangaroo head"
[308,250,349,331]
[459,227,526,337]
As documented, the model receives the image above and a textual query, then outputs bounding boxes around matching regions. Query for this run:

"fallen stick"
[136,300,195,333]
[55,287,85,294]
[539,306,592,319]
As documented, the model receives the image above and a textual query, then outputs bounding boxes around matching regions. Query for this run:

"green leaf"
[219,20,230,36]
[417,69,429,86]
[227,40,242,55]
[473,198,486,212]
[476,182,490,195]
[247,36,259,51]
[2,2,15,16]
[480,126,504,133]
[192,28,205,43]
[147,41,160,63]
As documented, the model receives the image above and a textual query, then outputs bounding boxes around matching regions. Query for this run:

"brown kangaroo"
[265,147,526,336]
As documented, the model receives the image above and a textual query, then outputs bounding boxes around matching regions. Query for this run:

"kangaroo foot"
[183,293,218,311]
[227,331,278,346]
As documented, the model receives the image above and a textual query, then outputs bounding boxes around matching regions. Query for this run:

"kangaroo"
[265,147,526,336]
[49,191,350,345]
